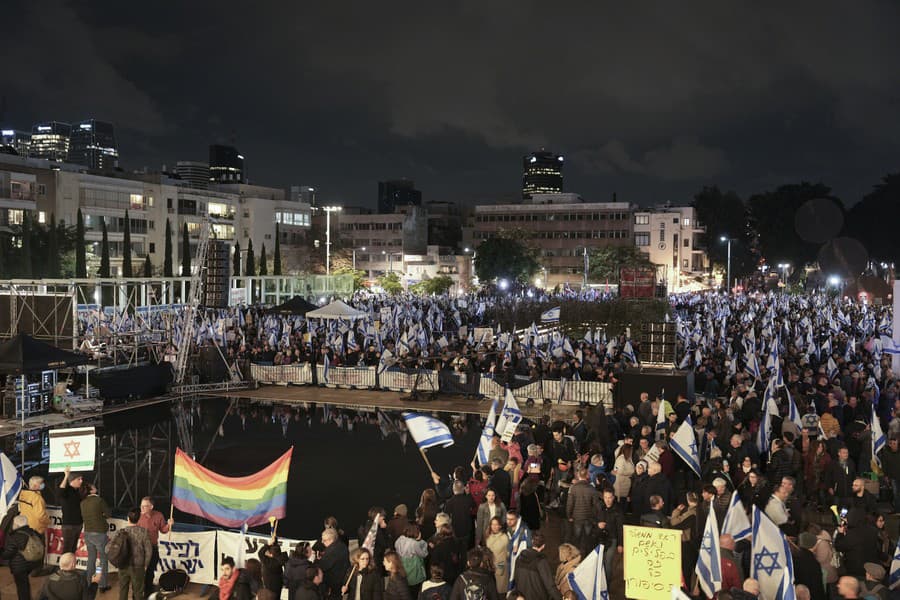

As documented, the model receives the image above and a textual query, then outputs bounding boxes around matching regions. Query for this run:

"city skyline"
[3,1,900,208]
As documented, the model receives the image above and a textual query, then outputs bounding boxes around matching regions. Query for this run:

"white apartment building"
[633,205,709,292]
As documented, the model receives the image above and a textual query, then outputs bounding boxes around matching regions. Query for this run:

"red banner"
[620,267,656,298]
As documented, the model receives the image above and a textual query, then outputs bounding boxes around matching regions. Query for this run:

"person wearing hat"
[861,562,888,600]
[791,532,826,600]
[58,466,86,555]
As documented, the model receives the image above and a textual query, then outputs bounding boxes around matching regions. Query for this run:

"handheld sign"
[623,525,682,600]
[48,427,96,473]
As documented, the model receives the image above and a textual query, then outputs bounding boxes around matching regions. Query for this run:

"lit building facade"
[1,130,31,157]
[522,150,563,199]
[30,122,71,162]
[175,161,210,190]
[633,206,709,291]
[331,206,428,276]
[209,144,244,184]
[68,120,118,170]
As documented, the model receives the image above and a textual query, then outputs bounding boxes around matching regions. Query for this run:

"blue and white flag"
[744,352,761,380]
[377,349,394,375]
[402,412,454,450]
[757,377,777,454]
[889,536,900,590]
[541,306,561,323]
[669,416,701,477]
[826,356,838,381]
[786,387,803,431]
[622,340,637,364]
[476,399,499,466]
[721,490,751,542]
[567,544,608,600]
[495,389,523,442]
[0,453,22,522]
[873,402,887,469]
[750,506,796,600]
[695,503,722,598]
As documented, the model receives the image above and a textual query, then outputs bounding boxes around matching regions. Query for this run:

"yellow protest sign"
[623,525,682,600]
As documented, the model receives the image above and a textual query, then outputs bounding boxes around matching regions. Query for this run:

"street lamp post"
[720,236,733,293]
[778,262,790,291]
[323,206,342,275]
[582,247,589,290]
[352,246,366,271]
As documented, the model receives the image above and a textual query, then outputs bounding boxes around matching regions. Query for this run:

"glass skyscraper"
[30,121,71,161]
[69,119,118,170]
[522,150,564,199]
[209,144,244,183]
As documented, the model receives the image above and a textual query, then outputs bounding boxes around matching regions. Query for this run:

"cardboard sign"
[623,525,682,600]
[48,427,96,473]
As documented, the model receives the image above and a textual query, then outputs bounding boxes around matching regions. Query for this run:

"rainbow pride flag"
[172,447,292,528]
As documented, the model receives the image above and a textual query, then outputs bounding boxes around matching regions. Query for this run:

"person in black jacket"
[825,445,856,504]
[57,467,86,555]
[2,514,42,600]
[358,508,390,575]
[489,459,512,509]
[319,528,350,600]
[296,566,324,600]
[833,508,883,578]
[792,533,826,600]
[428,523,462,588]
[512,533,560,600]
[444,482,475,547]
[258,535,289,598]
[384,550,413,600]
[596,490,624,580]
[449,548,498,600]
[342,548,384,600]
[644,463,673,516]
[284,542,312,600]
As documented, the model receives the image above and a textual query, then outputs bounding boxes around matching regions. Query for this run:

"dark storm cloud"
[4,1,900,205]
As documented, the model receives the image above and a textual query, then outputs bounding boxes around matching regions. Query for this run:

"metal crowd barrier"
[247,361,612,409]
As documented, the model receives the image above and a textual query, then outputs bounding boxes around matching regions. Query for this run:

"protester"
[284,542,313,600]
[79,483,110,592]
[511,532,559,600]
[39,551,90,600]
[384,550,413,600]
[258,535,289,599]
[449,548,498,600]
[138,495,174,593]
[114,507,155,600]
[296,566,325,600]
[2,514,42,600]
[341,548,383,600]
[418,565,450,600]
[475,489,507,546]
[395,523,428,596]
[56,468,85,555]
[553,543,580,597]
[319,527,350,600]
[18,476,50,535]
[484,517,509,593]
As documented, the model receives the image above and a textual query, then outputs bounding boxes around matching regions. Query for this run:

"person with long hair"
[484,517,509,593]
[505,457,522,510]
[611,440,634,504]
[383,550,412,600]
[395,524,428,597]
[803,438,832,508]
[554,544,581,596]
[341,548,383,600]
[476,489,507,546]
[428,523,461,587]
[416,489,439,541]
[284,542,312,600]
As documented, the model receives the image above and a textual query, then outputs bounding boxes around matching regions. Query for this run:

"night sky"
[4,1,900,208]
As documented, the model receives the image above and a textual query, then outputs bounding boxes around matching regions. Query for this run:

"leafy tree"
[588,245,655,283]
[846,173,900,263]
[377,271,403,295]
[692,186,756,276]
[259,243,268,276]
[75,209,87,278]
[474,236,539,284]
[122,210,132,278]
[99,217,110,277]
[163,218,173,277]
[143,255,152,277]
[410,274,454,296]
[47,213,59,278]
[748,182,843,267]
[181,222,191,276]
[333,266,366,291]
[246,239,256,276]
[273,223,282,275]
[232,240,241,276]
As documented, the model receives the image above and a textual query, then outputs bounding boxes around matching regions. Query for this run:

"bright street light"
[828,275,841,286]
[498,278,509,291]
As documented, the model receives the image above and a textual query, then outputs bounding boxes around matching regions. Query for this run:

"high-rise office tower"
[0,130,31,156]
[176,161,211,189]
[290,185,316,206]
[30,121,71,161]
[377,179,421,214]
[209,144,244,183]
[522,150,563,199]
[69,119,118,170]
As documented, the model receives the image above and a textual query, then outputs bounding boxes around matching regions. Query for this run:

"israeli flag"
[0,453,22,523]
[873,402,887,469]
[889,536,900,590]
[695,503,722,598]
[721,490,751,542]
[750,506,796,600]
[622,340,637,364]
[402,412,455,450]
[669,416,701,477]
[757,376,777,454]
[495,389,523,443]
[787,387,803,431]
[744,352,761,380]
[881,335,900,356]
[476,399,499,466]
[656,395,670,441]
[826,356,838,381]
[567,544,608,600]
[377,349,394,375]
[540,306,561,323]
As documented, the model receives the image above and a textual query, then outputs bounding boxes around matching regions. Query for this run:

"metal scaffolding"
[95,420,174,509]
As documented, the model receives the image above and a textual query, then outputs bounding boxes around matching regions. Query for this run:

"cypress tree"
[163,218,173,277]
[143,255,152,277]
[273,223,282,275]
[47,213,59,278]
[246,239,255,276]
[181,222,191,276]
[21,214,33,278]
[122,210,132,278]
[99,217,110,277]
[259,243,268,276]
[232,241,241,277]
[75,208,86,278]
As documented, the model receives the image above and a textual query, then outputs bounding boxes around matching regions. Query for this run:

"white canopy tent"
[305,300,368,321]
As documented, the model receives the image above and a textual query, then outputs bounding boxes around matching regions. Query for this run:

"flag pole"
[417,446,436,476]
[168,504,174,541]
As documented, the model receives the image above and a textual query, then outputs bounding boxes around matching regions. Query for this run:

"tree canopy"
[588,245,654,283]
[474,236,539,284]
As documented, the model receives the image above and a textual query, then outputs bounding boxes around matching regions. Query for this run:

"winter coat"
[40,567,87,600]
[513,549,560,600]
[284,556,311,595]
[596,501,624,547]
[318,541,350,600]
[554,555,580,595]
[418,581,450,600]
[344,568,384,600]
[294,580,323,600]
[485,532,509,593]
[1,525,42,574]
[444,493,476,541]
[449,569,498,600]
[258,542,289,592]
[385,575,413,600]
[474,502,506,546]
[629,472,650,516]
[565,480,599,523]
[119,525,155,570]
[18,489,50,534]
[834,520,882,578]
[429,535,462,587]
[612,453,634,498]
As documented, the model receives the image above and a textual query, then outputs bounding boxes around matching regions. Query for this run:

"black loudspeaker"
[639,321,677,365]
[615,368,693,410]
[198,346,229,383]
[203,240,230,308]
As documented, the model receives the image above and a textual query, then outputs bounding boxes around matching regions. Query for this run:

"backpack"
[106,530,132,569]
[20,531,44,562]
[459,574,486,600]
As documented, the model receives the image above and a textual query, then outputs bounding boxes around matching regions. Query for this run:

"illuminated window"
[8,210,23,225]
[130,193,144,210]
[635,215,649,225]
[38,211,46,224]
[186,222,201,235]
[682,218,691,227]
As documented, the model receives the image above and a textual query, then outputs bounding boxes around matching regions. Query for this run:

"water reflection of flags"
[695,502,722,598]
[750,506,796,600]
[567,544,608,600]
[476,399,498,466]
[721,491,751,542]
[402,412,454,450]
[376,409,398,439]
